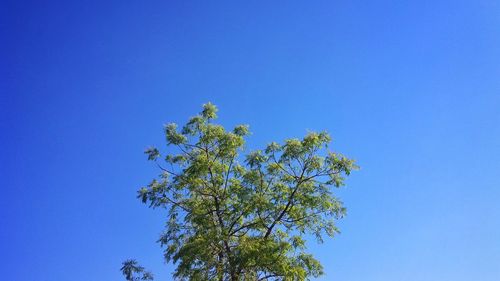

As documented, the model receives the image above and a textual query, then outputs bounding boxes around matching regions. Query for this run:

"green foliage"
[133,103,357,281]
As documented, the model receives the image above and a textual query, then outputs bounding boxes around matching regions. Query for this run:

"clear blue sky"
[1,1,499,280]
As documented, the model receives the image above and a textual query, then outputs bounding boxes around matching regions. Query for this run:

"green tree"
[129,103,357,281]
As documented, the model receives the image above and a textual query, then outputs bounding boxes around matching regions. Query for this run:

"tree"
[128,102,357,281]
[120,259,153,281]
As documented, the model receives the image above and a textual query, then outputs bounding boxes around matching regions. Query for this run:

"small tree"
[120,259,153,281]
[128,103,357,281]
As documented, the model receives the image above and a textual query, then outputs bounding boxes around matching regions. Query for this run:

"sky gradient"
[2,1,500,280]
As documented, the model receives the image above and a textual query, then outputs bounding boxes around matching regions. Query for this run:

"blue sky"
[2,1,500,280]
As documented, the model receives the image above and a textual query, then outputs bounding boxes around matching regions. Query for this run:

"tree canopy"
[120,259,154,281]
[126,103,357,281]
